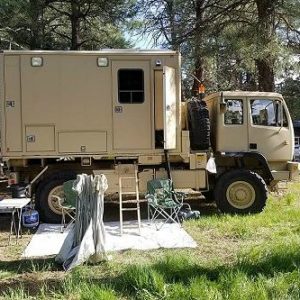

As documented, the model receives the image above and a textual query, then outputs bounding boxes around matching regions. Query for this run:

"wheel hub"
[48,185,64,215]
[226,181,255,209]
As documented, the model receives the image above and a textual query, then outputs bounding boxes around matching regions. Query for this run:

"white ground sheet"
[22,220,197,258]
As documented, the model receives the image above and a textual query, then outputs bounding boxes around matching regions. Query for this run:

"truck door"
[217,97,248,152]
[248,97,293,161]
[112,61,151,150]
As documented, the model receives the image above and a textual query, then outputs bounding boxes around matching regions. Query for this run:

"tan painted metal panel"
[156,169,206,189]
[247,97,294,162]
[4,56,22,152]
[112,60,152,150]
[93,170,118,193]
[154,70,163,130]
[216,96,249,152]
[190,153,207,169]
[21,55,112,151]
[26,125,55,152]
[139,169,154,192]
[163,66,177,149]
[58,131,107,153]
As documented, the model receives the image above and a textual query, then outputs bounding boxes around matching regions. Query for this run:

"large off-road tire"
[35,171,76,223]
[187,99,210,150]
[214,169,268,214]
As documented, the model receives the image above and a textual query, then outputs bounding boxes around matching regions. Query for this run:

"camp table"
[0,198,31,244]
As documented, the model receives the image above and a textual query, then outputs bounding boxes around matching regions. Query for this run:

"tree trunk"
[245,72,257,91]
[165,0,177,50]
[256,59,275,92]
[255,0,276,92]
[70,0,81,50]
[29,0,42,49]
[192,57,204,92]
[192,0,205,92]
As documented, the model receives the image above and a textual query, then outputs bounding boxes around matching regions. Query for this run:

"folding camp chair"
[52,180,77,232]
[146,179,186,229]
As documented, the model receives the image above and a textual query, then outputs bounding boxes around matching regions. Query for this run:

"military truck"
[0,49,298,222]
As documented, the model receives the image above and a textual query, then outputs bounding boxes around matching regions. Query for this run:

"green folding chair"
[146,179,186,229]
[52,180,77,232]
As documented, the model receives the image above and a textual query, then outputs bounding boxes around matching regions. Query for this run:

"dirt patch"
[0,271,66,296]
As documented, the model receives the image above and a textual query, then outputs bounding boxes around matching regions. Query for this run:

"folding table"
[0,198,31,244]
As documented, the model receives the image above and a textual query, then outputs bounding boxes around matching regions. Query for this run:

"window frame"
[117,68,145,104]
[250,98,288,128]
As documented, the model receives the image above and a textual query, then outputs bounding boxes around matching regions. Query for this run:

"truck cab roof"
[205,91,283,101]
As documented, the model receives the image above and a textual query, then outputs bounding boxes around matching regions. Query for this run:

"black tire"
[35,171,76,223]
[214,169,268,214]
[202,190,215,203]
[187,99,210,150]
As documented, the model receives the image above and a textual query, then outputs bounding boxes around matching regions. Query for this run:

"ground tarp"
[22,220,197,258]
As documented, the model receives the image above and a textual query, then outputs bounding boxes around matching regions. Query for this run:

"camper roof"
[1,49,178,56]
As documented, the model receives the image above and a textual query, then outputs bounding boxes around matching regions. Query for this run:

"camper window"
[118,69,144,104]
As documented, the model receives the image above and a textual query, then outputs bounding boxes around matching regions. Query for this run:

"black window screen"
[118,69,144,103]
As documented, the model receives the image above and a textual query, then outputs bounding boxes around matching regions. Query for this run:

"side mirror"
[220,92,227,113]
[275,100,284,131]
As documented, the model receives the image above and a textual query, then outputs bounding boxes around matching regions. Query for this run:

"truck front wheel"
[35,172,76,223]
[214,169,268,214]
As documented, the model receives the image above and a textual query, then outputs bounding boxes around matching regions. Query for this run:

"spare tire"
[187,99,210,150]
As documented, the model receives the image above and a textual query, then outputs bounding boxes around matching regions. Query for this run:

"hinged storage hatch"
[58,131,107,153]
[26,125,55,152]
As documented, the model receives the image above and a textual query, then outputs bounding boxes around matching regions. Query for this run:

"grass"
[0,182,300,299]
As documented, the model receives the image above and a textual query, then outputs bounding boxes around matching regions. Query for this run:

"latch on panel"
[114,106,123,113]
[26,135,36,143]
[6,100,15,108]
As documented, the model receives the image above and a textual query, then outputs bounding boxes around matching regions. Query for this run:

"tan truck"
[0,49,298,222]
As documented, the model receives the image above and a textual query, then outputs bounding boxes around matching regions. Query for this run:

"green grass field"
[1,183,300,299]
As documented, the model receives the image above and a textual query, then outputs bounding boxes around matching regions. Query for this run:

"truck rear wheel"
[35,172,76,223]
[214,169,267,214]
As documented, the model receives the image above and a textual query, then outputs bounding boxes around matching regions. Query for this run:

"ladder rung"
[121,208,139,211]
[120,176,137,180]
[120,191,137,195]
[121,199,140,203]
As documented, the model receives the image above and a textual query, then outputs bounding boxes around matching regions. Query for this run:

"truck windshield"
[250,99,288,127]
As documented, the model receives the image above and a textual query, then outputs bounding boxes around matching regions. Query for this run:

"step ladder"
[118,164,141,235]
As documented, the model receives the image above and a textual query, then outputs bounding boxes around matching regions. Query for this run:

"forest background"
[0,0,299,119]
